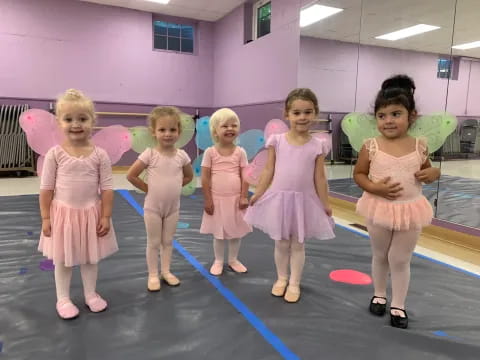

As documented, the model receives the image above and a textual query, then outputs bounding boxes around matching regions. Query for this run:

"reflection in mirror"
[351,0,457,216]
[298,0,363,193]
[437,0,480,229]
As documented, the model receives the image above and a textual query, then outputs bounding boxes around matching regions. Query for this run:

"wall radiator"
[0,104,35,174]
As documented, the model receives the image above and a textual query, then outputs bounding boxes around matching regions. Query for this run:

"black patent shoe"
[369,296,387,316]
[390,307,408,329]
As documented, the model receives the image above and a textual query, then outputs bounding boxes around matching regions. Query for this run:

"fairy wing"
[341,113,379,152]
[312,132,332,155]
[242,149,268,185]
[92,125,132,164]
[237,129,265,160]
[264,119,289,139]
[195,116,213,150]
[176,113,195,148]
[407,112,457,153]
[19,109,63,155]
[130,126,156,154]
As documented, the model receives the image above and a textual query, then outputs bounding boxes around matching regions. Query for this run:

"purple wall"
[213,0,301,108]
[0,0,214,107]
[299,37,480,116]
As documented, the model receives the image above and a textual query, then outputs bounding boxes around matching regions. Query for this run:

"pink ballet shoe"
[284,285,301,303]
[85,293,108,313]
[56,299,79,320]
[209,261,223,276]
[147,276,161,292]
[161,272,180,286]
[271,279,288,297]
[228,260,248,273]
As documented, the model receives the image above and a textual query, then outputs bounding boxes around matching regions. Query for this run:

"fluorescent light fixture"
[375,24,440,41]
[300,4,343,27]
[452,41,480,50]
[145,0,170,4]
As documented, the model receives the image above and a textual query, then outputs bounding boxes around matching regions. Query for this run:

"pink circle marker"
[329,269,372,285]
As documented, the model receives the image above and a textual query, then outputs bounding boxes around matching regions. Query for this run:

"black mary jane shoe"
[390,307,409,329]
[369,296,387,316]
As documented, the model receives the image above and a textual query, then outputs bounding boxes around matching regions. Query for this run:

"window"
[153,20,194,54]
[437,58,452,79]
[253,0,271,39]
[437,56,460,80]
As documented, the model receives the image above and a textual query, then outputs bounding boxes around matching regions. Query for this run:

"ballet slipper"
[209,261,223,276]
[147,276,161,292]
[161,272,180,286]
[284,285,301,303]
[85,293,108,312]
[56,299,79,320]
[228,260,248,273]
[271,279,288,297]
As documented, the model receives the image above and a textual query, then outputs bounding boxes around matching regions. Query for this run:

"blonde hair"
[209,108,240,143]
[148,106,182,133]
[55,89,96,121]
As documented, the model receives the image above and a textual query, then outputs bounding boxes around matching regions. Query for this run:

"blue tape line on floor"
[117,189,299,360]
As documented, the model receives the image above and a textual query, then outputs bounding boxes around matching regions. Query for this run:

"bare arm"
[201,166,214,215]
[126,160,148,193]
[182,163,194,186]
[314,155,331,214]
[250,146,275,204]
[39,190,54,236]
[353,146,376,193]
[39,190,54,220]
[100,189,114,218]
[415,158,440,184]
[354,145,403,200]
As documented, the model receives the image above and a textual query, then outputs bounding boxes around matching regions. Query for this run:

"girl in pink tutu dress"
[127,106,193,291]
[200,108,252,276]
[245,88,335,303]
[354,75,440,329]
[39,89,118,320]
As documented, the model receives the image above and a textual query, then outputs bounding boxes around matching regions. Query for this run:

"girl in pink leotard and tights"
[127,106,194,292]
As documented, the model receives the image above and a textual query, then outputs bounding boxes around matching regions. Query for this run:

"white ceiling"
[80,0,480,58]
[79,0,246,21]
[300,0,480,58]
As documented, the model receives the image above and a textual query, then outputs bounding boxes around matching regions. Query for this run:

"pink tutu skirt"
[200,194,252,240]
[244,190,335,243]
[39,199,118,267]
[356,192,433,231]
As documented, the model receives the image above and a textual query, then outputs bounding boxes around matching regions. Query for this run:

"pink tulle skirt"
[200,194,252,240]
[39,200,118,267]
[244,190,335,243]
[356,192,433,231]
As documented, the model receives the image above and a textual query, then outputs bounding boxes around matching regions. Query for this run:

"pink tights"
[144,210,179,277]
[367,221,420,309]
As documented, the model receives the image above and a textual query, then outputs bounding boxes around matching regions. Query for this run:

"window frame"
[152,15,197,55]
[252,0,271,40]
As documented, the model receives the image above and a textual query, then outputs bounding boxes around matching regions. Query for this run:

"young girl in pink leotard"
[39,89,118,320]
[127,106,194,292]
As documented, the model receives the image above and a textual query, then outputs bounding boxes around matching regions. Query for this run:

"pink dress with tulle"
[38,145,118,266]
[200,146,252,240]
[356,137,433,231]
[244,133,335,243]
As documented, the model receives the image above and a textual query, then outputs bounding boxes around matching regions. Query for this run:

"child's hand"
[324,207,333,217]
[372,177,403,200]
[42,219,51,237]
[239,197,249,210]
[415,167,440,184]
[97,217,111,237]
[249,194,260,206]
[204,200,214,215]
